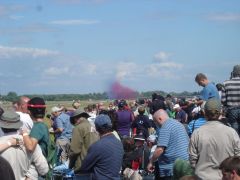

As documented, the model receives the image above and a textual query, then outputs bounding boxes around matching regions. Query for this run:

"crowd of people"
[0,64,240,180]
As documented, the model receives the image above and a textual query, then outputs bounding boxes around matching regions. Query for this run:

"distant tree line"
[0,90,199,102]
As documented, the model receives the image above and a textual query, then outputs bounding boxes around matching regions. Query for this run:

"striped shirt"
[157,119,189,177]
[222,77,240,107]
[187,117,207,136]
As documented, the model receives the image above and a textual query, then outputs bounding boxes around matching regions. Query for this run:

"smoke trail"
[107,80,137,100]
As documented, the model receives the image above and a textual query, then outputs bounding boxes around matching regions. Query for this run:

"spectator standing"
[69,109,99,174]
[116,100,134,138]
[0,111,49,180]
[147,109,189,179]
[80,114,124,179]
[173,104,188,124]
[222,65,240,135]
[149,93,166,115]
[187,103,207,136]
[21,97,49,157]
[131,106,151,139]
[51,106,72,163]
[16,96,33,132]
[189,99,240,180]
[195,73,220,104]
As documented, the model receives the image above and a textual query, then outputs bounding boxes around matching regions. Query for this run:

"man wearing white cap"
[173,104,188,124]
[51,106,73,164]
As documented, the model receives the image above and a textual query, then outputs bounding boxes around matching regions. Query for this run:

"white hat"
[51,106,62,113]
[192,106,201,114]
[173,104,180,109]
[147,135,156,143]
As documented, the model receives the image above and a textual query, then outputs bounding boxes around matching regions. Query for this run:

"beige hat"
[0,111,22,129]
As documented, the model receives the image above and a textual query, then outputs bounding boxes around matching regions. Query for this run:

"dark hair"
[166,94,172,98]
[0,107,4,116]
[1,128,18,133]
[138,106,145,115]
[138,99,145,105]
[220,156,240,176]
[96,125,112,135]
[195,73,207,82]
[216,83,223,91]
[0,156,16,180]
[122,137,135,152]
[46,114,51,119]
[87,104,93,112]
[28,97,46,119]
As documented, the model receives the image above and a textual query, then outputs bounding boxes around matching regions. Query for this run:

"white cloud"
[43,67,69,76]
[85,64,97,75]
[208,13,240,21]
[154,51,171,62]
[50,19,100,25]
[0,45,60,59]
[150,51,182,77]
[157,62,182,69]
[116,62,138,80]
[9,15,24,20]
[146,63,181,78]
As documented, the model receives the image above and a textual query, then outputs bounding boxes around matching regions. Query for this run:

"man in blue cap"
[79,114,124,180]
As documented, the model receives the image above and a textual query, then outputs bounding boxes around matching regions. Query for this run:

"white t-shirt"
[16,112,33,131]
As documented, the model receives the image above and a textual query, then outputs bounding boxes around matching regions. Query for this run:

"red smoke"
[108,81,137,99]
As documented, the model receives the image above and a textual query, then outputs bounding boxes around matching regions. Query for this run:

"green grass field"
[0,100,112,114]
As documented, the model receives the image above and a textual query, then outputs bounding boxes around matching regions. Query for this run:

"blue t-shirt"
[187,117,206,136]
[55,112,73,140]
[175,110,187,123]
[80,134,124,179]
[157,119,189,177]
[200,82,220,100]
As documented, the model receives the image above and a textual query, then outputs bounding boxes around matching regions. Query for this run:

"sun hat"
[0,111,22,129]
[70,109,90,122]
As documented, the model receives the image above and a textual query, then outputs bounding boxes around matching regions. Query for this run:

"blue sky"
[0,0,239,95]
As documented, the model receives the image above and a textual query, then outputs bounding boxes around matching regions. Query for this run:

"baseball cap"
[94,114,112,129]
[204,99,221,112]
[51,106,62,113]
[173,104,180,109]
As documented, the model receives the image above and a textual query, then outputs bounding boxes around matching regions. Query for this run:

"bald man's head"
[153,109,169,125]
[17,96,30,113]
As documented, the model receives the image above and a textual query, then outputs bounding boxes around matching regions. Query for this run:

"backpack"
[46,138,58,180]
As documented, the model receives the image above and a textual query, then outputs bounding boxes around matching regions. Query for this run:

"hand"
[9,138,17,146]
[147,162,155,173]
[9,137,23,146]
[49,128,54,133]
[19,128,28,135]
